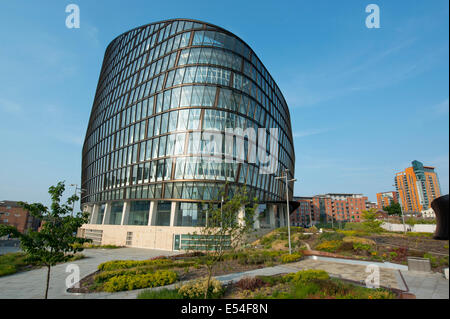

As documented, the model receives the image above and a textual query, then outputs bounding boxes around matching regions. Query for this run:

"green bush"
[315,240,343,253]
[353,243,372,252]
[280,252,303,263]
[389,252,398,259]
[260,235,275,246]
[423,253,438,268]
[177,277,224,299]
[98,258,173,271]
[103,270,178,292]
[282,269,329,283]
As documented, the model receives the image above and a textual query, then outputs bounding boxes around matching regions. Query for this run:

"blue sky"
[0,0,448,207]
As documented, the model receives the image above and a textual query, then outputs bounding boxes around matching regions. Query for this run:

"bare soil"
[368,234,449,255]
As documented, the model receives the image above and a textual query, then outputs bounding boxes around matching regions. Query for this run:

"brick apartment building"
[292,193,369,226]
[376,191,399,209]
[0,200,41,233]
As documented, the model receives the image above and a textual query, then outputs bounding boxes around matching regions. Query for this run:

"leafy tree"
[383,202,402,216]
[361,209,383,233]
[187,185,257,299]
[0,182,91,298]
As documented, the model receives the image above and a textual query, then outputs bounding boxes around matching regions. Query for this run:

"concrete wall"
[412,224,436,233]
[80,224,198,251]
[381,222,436,233]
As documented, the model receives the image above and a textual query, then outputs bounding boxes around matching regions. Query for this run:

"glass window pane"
[126,201,150,225]
[155,201,171,226]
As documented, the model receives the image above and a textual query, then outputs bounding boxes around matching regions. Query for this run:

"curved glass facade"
[81,19,295,213]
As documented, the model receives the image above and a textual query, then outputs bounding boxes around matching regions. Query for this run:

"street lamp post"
[70,184,86,217]
[393,184,407,234]
[276,169,297,255]
[221,196,224,227]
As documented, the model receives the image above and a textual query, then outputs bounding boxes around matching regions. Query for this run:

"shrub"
[423,253,438,268]
[352,243,372,252]
[103,270,177,292]
[389,252,398,259]
[389,247,408,262]
[257,275,283,286]
[260,235,275,246]
[98,258,173,271]
[343,236,375,246]
[177,277,224,299]
[439,256,449,266]
[318,232,344,242]
[280,252,303,263]
[315,240,342,253]
[236,250,283,265]
[235,277,266,290]
[283,270,329,284]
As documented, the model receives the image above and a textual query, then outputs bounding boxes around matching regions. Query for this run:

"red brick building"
[292,193,369,226]
[0,200,41,233]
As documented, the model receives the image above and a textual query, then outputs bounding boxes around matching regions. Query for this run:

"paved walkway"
[0,248,176,299]
[0,248,448,299]
[400,271,449,299]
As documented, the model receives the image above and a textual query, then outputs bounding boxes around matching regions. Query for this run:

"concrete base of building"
[79,201,287,251]
[79,224,198,251]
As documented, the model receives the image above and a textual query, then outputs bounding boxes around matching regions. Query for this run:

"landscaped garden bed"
[253,225,448,273]
[137,269,399,299]
[67,249,303,293]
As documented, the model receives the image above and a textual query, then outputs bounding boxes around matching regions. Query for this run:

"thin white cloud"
[0,98,22,115]
[293,128,331,138]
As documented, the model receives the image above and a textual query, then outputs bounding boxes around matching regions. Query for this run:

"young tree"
[0,182,91,298]
[383,202,402,216]
[187,186,257,299]
[361,209,383,233]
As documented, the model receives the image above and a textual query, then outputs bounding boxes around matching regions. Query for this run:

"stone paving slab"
[400,271,449,299]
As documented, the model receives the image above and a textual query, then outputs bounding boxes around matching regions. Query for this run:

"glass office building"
[80,19,295,250]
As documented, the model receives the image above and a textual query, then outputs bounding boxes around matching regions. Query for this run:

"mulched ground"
[368,234,449,255]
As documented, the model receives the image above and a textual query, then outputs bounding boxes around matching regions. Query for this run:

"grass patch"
[0,252,85,277]
[0,252,29,276]
[137,288,183,299]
